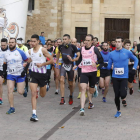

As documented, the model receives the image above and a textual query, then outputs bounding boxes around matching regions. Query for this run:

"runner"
[99,42,110,102]
[29,34,53,122]
[56,34,80,105]
[0,38,9,105]
[106,37,138,118]
[124,39,137,95]
[74,34,104,116]
[3,38,28,114]
[53,38,62,94]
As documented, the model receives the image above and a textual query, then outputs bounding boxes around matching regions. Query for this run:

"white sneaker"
[80,108,85,116]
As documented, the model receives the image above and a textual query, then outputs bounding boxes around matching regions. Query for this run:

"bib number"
[115,68,124,75]
[83,59,92,66]
[8,68,16,73]
[63,63,72,71]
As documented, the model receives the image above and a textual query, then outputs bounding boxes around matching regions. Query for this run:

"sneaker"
[80,108,85,116]
[122,99,127,107]
[93,86,98,98]
[23,88,27,97]
[102,97,106,102]
[60,98,66,105]
[6,107,15,114]
[55,90,58,94]
[114,111,121,118]
[88,102,94,109]
[133,79,137,83]
[102,89,105,94]
[77,92,81,99]
[13,87,17,92]
[69,96,73,105]
[129,88,133,95]
[0,99,3,105]
[30,114,39,122]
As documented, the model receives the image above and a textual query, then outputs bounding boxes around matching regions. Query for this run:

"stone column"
[91,0,100,39]
[62,0,72,36]
[134,0,140,42]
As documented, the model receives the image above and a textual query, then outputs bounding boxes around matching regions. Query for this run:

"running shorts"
[30,71,47,87]
[7,75,25,83]
[80,71,97,88]
[60,64,74,81]
[100,69,110,78]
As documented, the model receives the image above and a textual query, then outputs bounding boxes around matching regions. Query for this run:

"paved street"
[1,73,140,140]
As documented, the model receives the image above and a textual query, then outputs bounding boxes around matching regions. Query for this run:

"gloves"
[1,71,7,79]
[103,62,108,67]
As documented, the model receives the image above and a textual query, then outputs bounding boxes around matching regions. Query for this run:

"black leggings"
[112,78,128,111]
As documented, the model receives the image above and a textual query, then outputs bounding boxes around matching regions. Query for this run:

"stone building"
[26,0,140,43]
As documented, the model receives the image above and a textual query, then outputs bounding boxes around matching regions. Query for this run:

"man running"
[29,34,53,122]
[106,37,138,118]
[56,34,80,105]
[53,38,63,94]
[0,38,9,105]
[99,42,110,102]
[74,34,104,116]
[3,38,28,114]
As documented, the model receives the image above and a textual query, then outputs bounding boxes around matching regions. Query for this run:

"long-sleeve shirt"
[107,48,138,78]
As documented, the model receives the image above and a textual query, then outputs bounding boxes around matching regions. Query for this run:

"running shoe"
[122,99,127,107]
[0,99,3,105]
[133,79,137,83]
[30,114,39,122]
[13,87,17,92]
[88,102,94,109]
[129,88,133,95]
[77,92,81,99]
[93,86,98,98]
[80,108,85,116]
[69,96,73,105]
[60,98,66,105]
[114,111,121,118]
[102,89,105,94]
[55,90,58,94]
[102,97,106,102]
[6,107,15,114]
[23,88,27,97]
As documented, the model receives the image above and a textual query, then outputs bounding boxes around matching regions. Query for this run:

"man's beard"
[103,48,108,52]
[9,45,16,51]
[111,44,115,47]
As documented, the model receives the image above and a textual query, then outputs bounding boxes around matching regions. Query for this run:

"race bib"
[59,58,63,63]
[8,67,16,73]
[115,68,124,75]
[83,59,92,66]
[63,63,72,71]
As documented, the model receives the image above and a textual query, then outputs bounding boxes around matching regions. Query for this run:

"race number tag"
[82,59,92,66]
[115,68,124,75]
[8,67,16,73]
[63,63,72,71]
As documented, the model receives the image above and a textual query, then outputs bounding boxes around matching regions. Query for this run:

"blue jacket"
[100,51,110,69]
[107,48,138,78]
[39,36,45,45]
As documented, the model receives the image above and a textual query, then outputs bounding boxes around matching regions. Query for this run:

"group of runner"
[0,33,139,122]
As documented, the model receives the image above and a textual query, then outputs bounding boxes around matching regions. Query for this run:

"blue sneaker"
[102,97,106,102]
[6,107,15,114]
[30,114,39,122]
[80,108,85,116]
[23,88,27,97]
[114,111,121,118]
[13,87,17,92]
[93,86,98,98]
[0,99,3,105]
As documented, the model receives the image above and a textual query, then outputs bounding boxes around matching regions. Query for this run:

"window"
[28,0,34,15]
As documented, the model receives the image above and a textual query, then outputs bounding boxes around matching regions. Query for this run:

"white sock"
[33,110,36,115]
[56,89,59,92]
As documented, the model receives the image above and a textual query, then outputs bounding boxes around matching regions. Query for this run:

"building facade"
[26,0,140,43]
